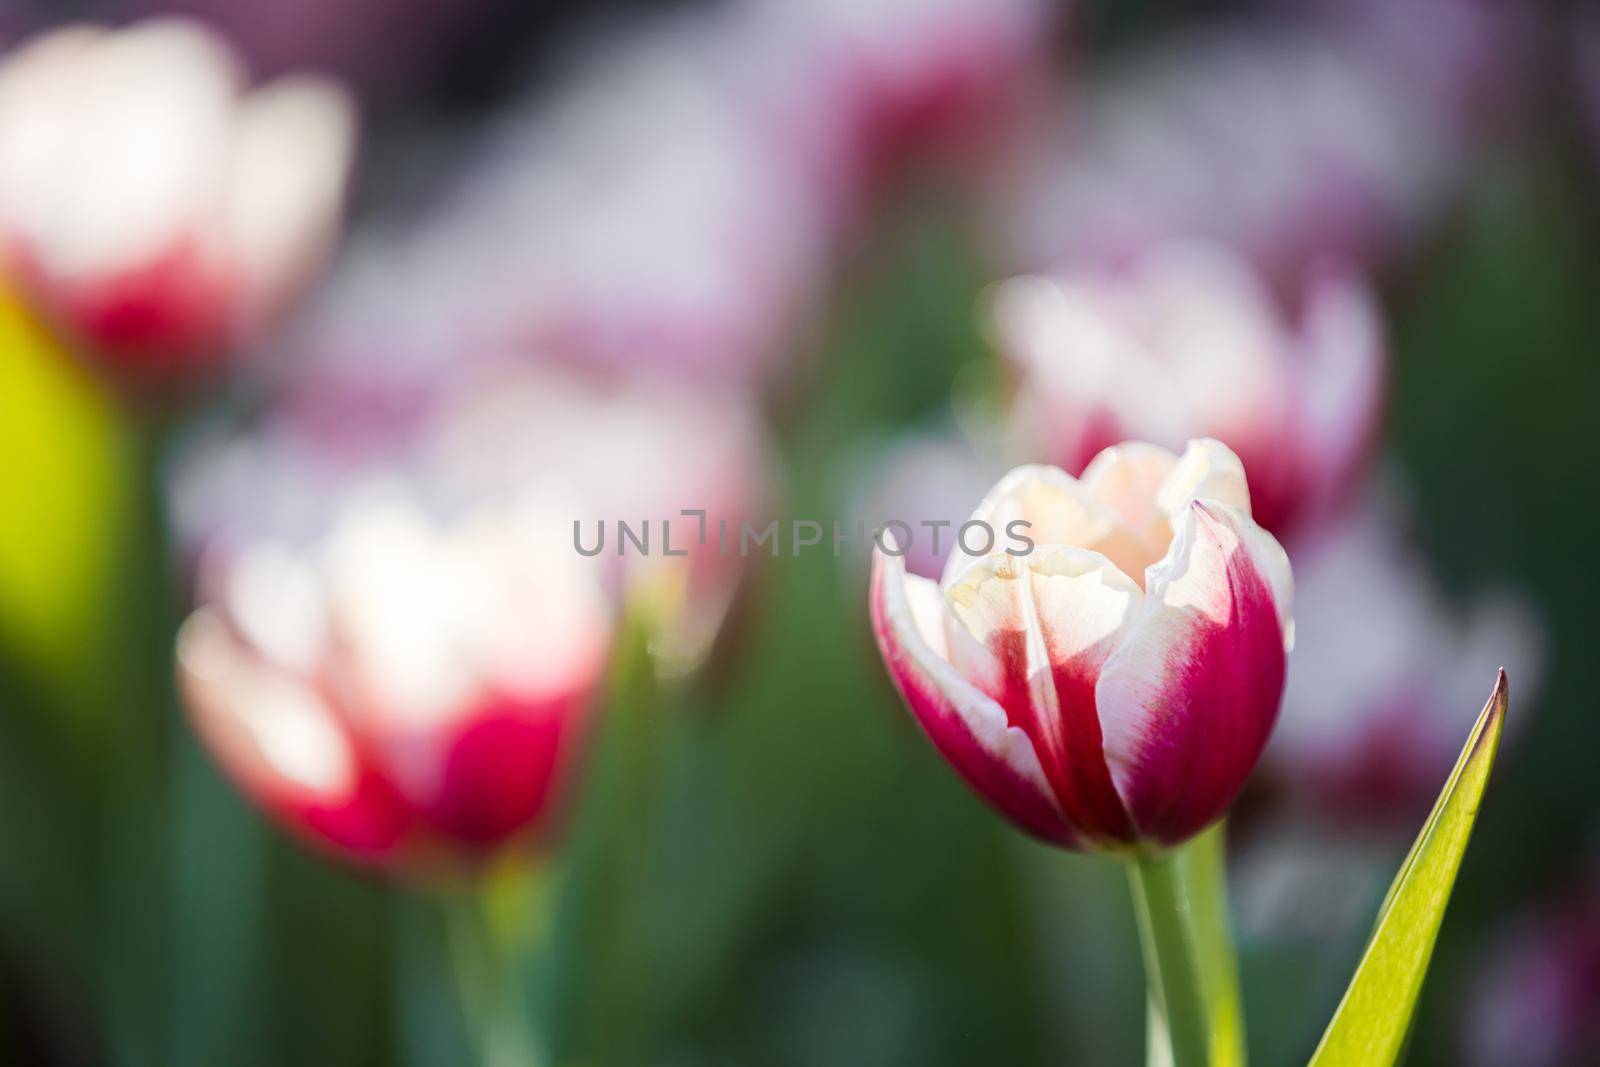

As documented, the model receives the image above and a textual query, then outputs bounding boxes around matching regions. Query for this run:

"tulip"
[0,19,355,385]
[991,241,1383,540]
[870,437,1293,851]
[169,337,768,866]
[176,485,611,867]
[169,357,625,868]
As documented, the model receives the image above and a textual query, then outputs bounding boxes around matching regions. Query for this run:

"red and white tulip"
[0,19,354,384]
[176,485,610,868]
[870,438,1293,850]
[992,242,1383,540]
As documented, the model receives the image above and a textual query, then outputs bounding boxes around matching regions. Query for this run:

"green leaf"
[1307,670,1509,1067]
[0,289,133,723]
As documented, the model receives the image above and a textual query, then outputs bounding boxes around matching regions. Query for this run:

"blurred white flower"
[177,475,611,868]
[0,18,355,383]
[288,0,1057,390]
[420,362,773,676]
[359,12,837,387]
[991,241,1383,540]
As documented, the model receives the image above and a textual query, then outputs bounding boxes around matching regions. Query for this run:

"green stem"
[1178,824,1245,1067]
[1128,844,1213,1067]
[441,870,551,1067]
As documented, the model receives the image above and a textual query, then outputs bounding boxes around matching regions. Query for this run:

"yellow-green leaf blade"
[1307,670,1508,1067]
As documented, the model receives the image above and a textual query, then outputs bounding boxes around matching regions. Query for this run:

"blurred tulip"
[1265,492,1543,825]
[998,21,1464,286]
[1467,884,1600,1067]
[991,242,1383,540]
[315,0,1057,391]
[418,363,772,678]
[870,438,1293,850]
[170,337,770,866]
[170,363,622,867]
[175,481,610,868]
[0,19,355,386]
[746,0,1055,193]
[371,14,835,388]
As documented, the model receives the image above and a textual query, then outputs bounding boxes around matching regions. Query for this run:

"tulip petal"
[176,608,413,861]
[226,75,355,316]
[1080,441,1179,564]
[1096,501,1290,845]
[1155,437,1254,521]
[870,545,1078,846]
[941,463,1151,590]
[944,546,1143,844]
[414,694,572,847]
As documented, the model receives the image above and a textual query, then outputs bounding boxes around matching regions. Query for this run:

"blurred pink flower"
[1468,884,1600,1067]
[998,20,1468,286]
[368,14,837,388]
[322,0,1056,389]
[0,19,355,386]
[170,338,773,867]
[1264,492,1544,825]
[418,363,773,677]
[991,242,1384,541]
[177,484,609,866]
[870,438,1293,850]
[745,0,1055,195]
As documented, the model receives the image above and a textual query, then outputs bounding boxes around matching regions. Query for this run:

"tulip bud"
[869,438,1292,850]
[992,242,1383,540]
[0,19,355,385]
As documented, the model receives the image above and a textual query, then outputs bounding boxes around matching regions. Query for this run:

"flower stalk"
[1127,822,1245,1067]
[440,861,558,1067]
